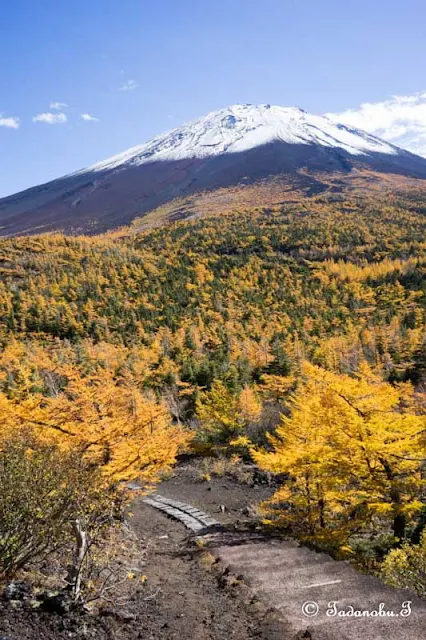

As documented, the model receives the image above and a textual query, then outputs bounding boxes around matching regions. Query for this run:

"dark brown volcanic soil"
[157,461,275,525]
[0,464,284,640]
[3,138,426,235]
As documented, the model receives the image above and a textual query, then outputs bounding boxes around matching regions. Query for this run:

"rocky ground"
[157,460,275,525]
[4,461,425,639]
[0,462,288,640]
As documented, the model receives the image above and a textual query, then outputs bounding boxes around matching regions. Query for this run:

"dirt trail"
[143,482,426,640]
[129,501,288,639]
[0,501,287,640]
[213,534,426,640]
[4,463,426,640]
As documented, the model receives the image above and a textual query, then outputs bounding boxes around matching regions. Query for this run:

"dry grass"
[193,455,255,485]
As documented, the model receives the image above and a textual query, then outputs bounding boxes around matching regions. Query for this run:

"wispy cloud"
[327,92,426,157]
[119,79,138,92]
[81,113,99,122]
[0,115,20,129]
[49,101,68,110]
[32,112,67,125]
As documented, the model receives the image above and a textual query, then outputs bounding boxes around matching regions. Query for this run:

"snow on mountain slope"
[2,102,426,237]
[84,104,399,174]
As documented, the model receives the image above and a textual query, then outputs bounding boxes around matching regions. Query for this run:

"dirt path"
[142,479,426,640]
[157,462,274,527]
[129,501,288,639]
[0,501,288,640]
[213,534,426,640]
[4,462,426,640]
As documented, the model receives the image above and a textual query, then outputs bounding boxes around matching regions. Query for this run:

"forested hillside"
[1,189,426,387]
[2,187,426,600]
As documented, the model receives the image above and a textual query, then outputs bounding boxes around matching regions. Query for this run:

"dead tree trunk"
[66,518,88,601]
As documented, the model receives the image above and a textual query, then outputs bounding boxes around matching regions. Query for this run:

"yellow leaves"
[238,386,262,423]
[253,361,426,542]
[0,197,425,393]
[196,381,263,449]
[194,263,214,285]
[185,264,214,293]
[229,336,273,369]
[196,380,240,436]
[401,500,424,518]
[0,343,190,489]
[229,435,252,449]
[381,532,426,596]
[254,443,293,475]
[259,374,295,401]
[339,545,355,556]
[320,257,418,283]
[127,570,148,583]
[368,502,394,514]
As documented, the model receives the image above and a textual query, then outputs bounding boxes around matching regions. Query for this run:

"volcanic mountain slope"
[3,103,426,236]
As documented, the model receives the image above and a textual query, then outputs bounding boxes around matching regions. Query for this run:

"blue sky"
[1,0,426,196]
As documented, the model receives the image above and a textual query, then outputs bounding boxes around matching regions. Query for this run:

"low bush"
[381,533,426,597]
[0,429,113,594]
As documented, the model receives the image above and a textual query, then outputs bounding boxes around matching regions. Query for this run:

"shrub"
[0,429,108,581]
[381,533,426,597]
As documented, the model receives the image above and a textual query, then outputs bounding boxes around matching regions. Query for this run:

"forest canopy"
[1,188,426,589]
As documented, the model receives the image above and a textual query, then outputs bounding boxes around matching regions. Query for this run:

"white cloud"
[0,115,20,129]
[119,79,138,92]
[81,113,99,122]
[49,101,68,110]
[32,112,67,125]
[327,92,426,157]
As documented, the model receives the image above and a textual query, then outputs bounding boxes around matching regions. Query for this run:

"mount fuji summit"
[2,104,426,235]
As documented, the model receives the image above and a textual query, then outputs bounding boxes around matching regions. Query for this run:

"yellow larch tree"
[0,339,190,593]
[253,362,426,548]
[0,340,189,486]
[195,381,262,450]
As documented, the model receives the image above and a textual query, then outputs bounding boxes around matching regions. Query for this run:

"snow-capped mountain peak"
[85,103,399,174]
[3,102,426,237]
